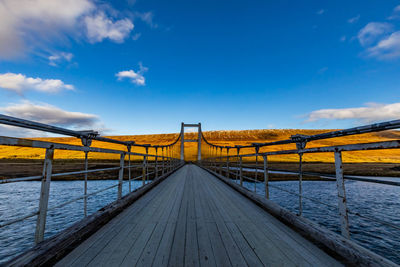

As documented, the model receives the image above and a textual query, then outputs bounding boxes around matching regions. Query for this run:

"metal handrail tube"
[0,114,182,149]
[200,119,400,150]
[220,166,400,187]
[0,175,43,183]
[204,140,400,160]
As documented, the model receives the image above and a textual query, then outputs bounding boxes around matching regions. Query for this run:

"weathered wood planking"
[200,165,398,267]
[5,165,184,267]
[55,164,342,267]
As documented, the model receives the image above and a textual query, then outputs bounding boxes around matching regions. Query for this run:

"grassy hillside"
[0,129,399,163]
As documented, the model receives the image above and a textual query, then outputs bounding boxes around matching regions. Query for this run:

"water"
[0,179,399,264]
[237,178,400,264]
[0,180,148,263]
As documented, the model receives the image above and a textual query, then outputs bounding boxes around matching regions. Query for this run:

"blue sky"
[0,0,400,136]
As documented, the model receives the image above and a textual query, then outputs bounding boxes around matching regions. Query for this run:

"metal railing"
[0,114,183,244]
[199,119,400,241]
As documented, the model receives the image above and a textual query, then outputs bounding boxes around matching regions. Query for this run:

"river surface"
[0,178,399,264]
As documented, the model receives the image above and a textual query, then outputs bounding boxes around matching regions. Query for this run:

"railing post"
[162,147,165,176]
[254,146,259,192]
[197,123,202,161]
[226,147,230,179]
[35,147,54,244]
[218,147,222,175]
[142,154,146,186]
[239,156,243,186]
[127,145,132,193]
[298,153,303,216]
[145,147,149,182]
[84,151,89,217]
[236,147,240,182]
[155,147,158,179]
[118,153,125,200]
[334,150,350,239]
[263,155,269,199]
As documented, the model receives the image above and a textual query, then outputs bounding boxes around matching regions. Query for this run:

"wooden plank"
[195,170,231,266]
[184,168,200,267]
[57,177,169,266]
[200,166,397,267]
[136,167,186,266]
[53,164,356,267]
[195,168,263,267]
[203,169,306,264]
[199,170,248,267]
[225,222,263,267]
[201,166,337,266]
[58,172,178,266]
[151,166,189,267]
[167,166,190,267]
[103,171,181,266]
[9,165,184,267]
[192,169,217,267]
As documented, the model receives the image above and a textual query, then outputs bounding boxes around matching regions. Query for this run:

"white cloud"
[132,33,141,41]
[305,102,400,123]
[0,0,134,59]
[316,9,325,15]
[116,63,148,86]
[388,5,400,20]
[0,73,74,95]
[134,11,158,28]
[1,101,99,129]
[48,52,73,66]
[357,22,393,46]
[84,12,134,43]
[340,35,347,42]
[348,15,360,24]
[0,0,93,59]
[366,31,400,60]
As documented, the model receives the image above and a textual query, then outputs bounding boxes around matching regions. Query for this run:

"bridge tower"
[180,123,202,161]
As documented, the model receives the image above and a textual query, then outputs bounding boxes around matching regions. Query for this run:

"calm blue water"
[0,178,399,264]
[238,178,400,264]
[0,180,148,263]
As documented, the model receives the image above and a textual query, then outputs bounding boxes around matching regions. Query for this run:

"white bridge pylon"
[180,123,201,161]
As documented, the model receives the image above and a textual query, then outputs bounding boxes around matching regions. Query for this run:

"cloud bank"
[0,101,105,136]
[1,101,99,128]
[305,102,400,123]
[0,0,135,59]
[0,73,74,95]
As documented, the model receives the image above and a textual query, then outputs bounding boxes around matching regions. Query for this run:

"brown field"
[0,129,399,179]
[1,129,400,163]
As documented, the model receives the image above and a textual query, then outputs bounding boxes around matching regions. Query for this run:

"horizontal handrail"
[0,114,181,149]
[201,119,400,150]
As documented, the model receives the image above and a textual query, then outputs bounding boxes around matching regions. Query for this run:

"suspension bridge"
[0,115,399,266]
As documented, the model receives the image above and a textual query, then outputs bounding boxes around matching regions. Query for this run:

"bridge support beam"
[35,147,54,244]
[334,151,350,239]
[180,122,202,161]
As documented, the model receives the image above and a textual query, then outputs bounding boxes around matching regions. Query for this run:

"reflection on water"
[0,178,399,264]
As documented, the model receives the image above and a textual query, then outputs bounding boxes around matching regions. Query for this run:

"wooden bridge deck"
[56,164,341,267]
